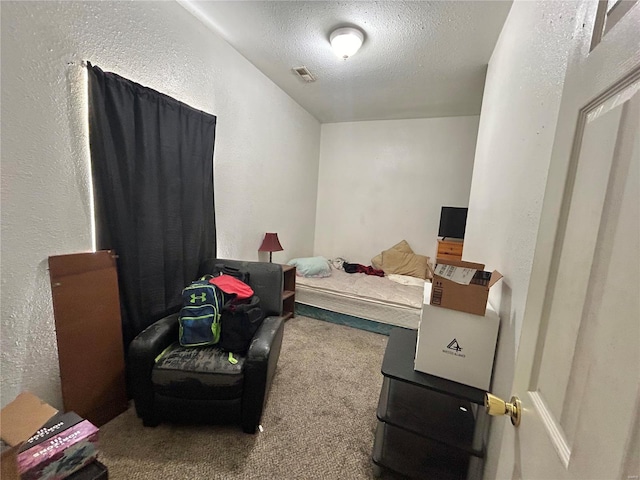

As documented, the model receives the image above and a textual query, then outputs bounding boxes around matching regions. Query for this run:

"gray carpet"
[99,316,403,479]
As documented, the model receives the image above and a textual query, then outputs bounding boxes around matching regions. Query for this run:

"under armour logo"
[190,293,206,303]
[447,338,462,352]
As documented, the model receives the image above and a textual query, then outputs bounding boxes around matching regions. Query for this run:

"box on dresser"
[430,258,503,316]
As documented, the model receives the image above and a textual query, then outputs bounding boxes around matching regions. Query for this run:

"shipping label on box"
[432,264,477,285]
[416,283,500,390]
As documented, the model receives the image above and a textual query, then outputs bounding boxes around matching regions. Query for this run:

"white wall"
[314,117,479,265]
[462,1,578,478]
[0,1,320,409]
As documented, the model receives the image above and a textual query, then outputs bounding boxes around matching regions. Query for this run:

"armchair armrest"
[128,313,179,420]
[241,315,285,433]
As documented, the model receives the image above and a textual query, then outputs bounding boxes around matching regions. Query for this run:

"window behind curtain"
[87,63,217,348]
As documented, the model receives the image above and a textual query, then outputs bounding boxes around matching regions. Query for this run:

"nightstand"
[281,264,296,320]
[437,238,464,261]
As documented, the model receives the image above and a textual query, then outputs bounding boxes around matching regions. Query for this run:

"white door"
[492,3,640,480]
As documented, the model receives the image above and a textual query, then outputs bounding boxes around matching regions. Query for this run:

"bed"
[295,269,424,330]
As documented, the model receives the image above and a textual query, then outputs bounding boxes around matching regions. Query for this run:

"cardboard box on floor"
[430,258,503,316]
[1,392,58,480]
[1,391,99,480]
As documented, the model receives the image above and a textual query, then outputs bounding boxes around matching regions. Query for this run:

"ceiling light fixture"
[329,27,364,59]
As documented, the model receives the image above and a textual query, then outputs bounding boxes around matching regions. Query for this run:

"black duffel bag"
[218,295,264,354]
[212,263,250,284]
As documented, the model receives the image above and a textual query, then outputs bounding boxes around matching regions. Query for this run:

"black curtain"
[87,63,217,347]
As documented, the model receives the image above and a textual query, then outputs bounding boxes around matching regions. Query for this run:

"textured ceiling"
[179,1,512,123]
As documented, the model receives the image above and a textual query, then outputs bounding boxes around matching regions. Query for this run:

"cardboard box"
[1,392,58,480]
[0,392,99,480]
[430,259,503,316]
[19,420,99,480]
[416,283,500,390]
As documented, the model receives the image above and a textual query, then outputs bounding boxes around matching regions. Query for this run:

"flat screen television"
[438,206,468,240]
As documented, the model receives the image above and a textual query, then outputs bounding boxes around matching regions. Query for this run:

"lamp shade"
[258,233,283,253]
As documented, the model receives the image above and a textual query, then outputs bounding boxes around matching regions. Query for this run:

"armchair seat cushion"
[152,344,245,401]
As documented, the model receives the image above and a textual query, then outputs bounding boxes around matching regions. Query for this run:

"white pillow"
[287,256,332,278]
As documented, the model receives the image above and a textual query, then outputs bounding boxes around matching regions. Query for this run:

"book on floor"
[19,411,84,452]
[17,419,99,480]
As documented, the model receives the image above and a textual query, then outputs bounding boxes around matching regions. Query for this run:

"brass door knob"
[484,393,521,427]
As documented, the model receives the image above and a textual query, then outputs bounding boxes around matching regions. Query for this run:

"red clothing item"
[343,262,385,277]
[357,265,385,277]
[209,275,254,300]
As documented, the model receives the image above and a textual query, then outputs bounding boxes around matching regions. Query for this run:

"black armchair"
[128,259,285,433]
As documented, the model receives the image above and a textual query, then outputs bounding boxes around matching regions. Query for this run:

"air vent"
[293,66,316,83]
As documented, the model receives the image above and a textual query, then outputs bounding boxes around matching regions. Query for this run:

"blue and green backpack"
[178,279,224,347]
